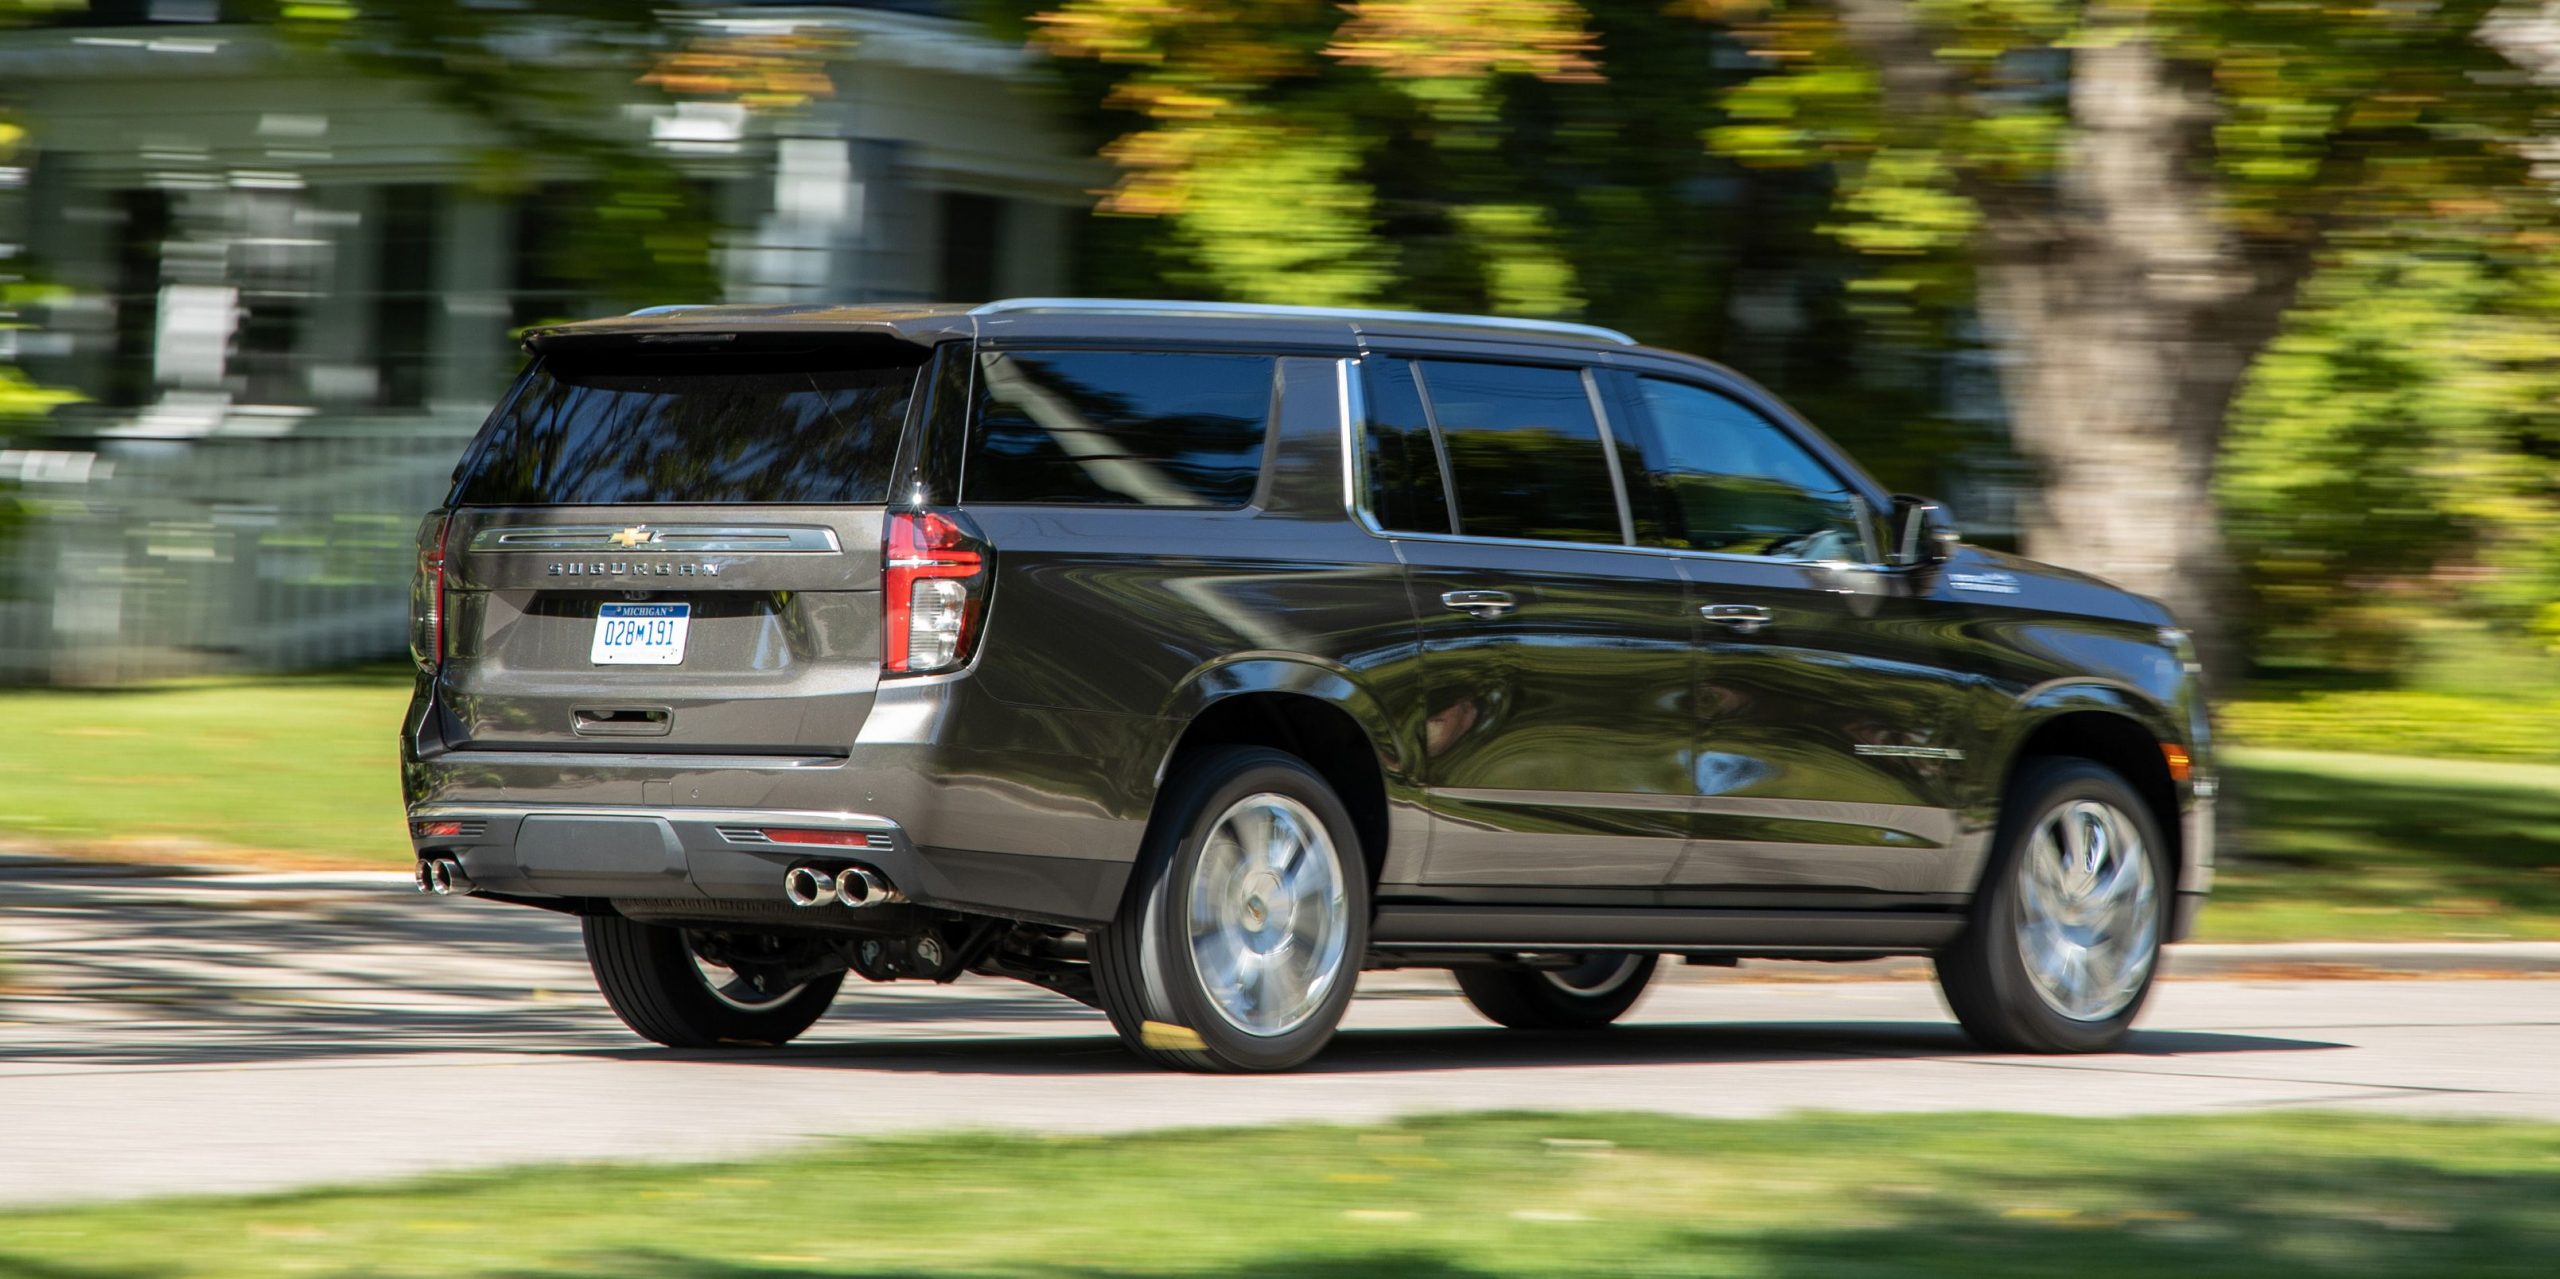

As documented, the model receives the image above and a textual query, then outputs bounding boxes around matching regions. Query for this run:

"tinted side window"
[1627,378,1869,561]
[1417,360,1623,545]
[1359,359,1452,534]
[967,351,1274,507]
[451,349,919,506]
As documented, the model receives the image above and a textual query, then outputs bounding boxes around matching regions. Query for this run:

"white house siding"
[0,6,1096,683]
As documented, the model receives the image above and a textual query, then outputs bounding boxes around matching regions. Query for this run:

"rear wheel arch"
[1154,675,1400,889]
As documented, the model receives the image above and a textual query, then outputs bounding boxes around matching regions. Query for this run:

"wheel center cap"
[1238,870,1287,941]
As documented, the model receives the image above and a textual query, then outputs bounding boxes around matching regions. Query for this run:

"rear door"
[432,339,929,756]
[1368,356,1697,890]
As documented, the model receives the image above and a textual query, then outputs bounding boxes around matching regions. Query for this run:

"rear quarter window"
[450,346,921,506]
[966,350,1275,508]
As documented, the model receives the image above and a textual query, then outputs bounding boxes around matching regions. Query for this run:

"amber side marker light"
[2161,744,2193,783]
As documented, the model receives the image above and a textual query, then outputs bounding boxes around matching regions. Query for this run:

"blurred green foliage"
[3,1111,2557,1277]
[0,4,85,550]
[2223,685,2560,766]
[1013,0,2560,679]
[2224,248,2560,675]
[992,0,1989,494]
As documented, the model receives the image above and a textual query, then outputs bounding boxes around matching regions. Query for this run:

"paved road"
[3,870,2556,1207]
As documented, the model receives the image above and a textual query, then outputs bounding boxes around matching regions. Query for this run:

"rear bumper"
[408,802,1128,928]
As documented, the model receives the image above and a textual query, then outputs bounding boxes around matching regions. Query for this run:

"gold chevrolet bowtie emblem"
[608,525,656,549]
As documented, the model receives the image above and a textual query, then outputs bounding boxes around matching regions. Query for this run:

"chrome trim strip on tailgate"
[469,525,842,553]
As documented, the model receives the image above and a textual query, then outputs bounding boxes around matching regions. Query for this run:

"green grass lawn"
[0,667,412,867]
[0,672,2553,941]
[2211,749,2560,941]
[2,1112,2555,1278]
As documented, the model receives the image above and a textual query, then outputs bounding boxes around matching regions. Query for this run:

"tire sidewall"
[1533,953,1656,1023]
[1133,748,1371,1071]
[1455,953,1658,1030]
[584,915,842,1048]
[1970,760,2171,1052]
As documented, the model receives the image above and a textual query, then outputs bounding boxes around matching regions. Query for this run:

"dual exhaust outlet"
[784,863,902,909]
[415,856,474,896]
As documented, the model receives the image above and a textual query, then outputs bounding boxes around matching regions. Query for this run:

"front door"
[1602,370,1975,896]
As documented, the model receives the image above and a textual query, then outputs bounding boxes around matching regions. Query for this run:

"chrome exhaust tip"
[420,857,473,897]
[782,864,836,908]
[832,866,901,908]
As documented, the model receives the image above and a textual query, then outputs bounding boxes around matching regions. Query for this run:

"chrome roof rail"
[969,297,1637,346]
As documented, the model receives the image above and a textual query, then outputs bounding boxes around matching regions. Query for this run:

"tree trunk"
[1969,37,2307,681]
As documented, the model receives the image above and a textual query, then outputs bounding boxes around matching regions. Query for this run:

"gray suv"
[404,298,2213,1071]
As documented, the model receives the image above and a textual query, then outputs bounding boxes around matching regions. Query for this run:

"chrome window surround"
[1335,357,1894,573]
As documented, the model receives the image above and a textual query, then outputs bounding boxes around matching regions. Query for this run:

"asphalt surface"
[3,869,2557,1208]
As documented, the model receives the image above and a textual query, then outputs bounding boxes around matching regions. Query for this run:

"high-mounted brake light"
[410,513,450,674]
[883,509,989,674]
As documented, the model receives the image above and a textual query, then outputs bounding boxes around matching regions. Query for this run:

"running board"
[1368,906,1964,954]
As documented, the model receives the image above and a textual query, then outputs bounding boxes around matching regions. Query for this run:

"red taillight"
[884,509,989,674]
[410,513,450,674]
[760,827,873,847]
[412,820,467,839]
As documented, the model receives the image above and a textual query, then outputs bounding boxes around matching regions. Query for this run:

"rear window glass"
[450,348,921,506]
[1417,359,1624,545]
[967,351,1274,508]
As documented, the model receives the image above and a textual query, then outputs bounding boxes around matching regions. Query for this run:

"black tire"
[1455,953,1658,1030]
[1937,758,2171,1053]
[581,915,843,1049]
[1092,745,1372,1072]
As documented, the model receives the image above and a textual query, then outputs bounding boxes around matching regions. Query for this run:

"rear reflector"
[759,827,873,847]
[412,820,467,839]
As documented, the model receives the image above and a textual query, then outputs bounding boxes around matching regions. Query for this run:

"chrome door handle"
[1440,589,1517,620]
[1701,603,1774,634]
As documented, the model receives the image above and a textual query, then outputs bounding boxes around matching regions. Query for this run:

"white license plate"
[591,603,691,666]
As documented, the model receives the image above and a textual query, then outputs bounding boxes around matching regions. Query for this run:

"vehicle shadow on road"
[0,881,2343,1074]
[692,1020,2344,1078]
[0,885,1093,1069]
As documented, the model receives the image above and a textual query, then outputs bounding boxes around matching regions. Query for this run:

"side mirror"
[1888,495,1958,568]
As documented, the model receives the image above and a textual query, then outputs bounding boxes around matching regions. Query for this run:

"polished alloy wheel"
[2014,799,2158,1022]
[1540,954,1647,998]
[1186,792,1352,1037]
[684,931,807,1013]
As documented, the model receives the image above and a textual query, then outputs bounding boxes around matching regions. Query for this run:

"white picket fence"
[0,418,473,685]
